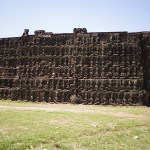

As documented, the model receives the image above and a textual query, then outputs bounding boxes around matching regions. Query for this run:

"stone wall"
[0,28,150,105]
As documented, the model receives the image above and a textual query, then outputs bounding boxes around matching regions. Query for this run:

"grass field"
[0,100,150,150]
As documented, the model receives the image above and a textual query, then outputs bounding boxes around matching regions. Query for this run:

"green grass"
[0,100,150,150]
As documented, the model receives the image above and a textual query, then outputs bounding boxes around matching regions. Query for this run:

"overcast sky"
[0,0,150,38]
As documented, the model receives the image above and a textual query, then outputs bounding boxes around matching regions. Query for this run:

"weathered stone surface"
[0,28,150,106]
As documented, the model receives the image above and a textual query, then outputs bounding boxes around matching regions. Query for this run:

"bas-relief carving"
[0,28,150,106]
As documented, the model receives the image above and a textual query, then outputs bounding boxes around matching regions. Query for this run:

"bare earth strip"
[0,102,149,119]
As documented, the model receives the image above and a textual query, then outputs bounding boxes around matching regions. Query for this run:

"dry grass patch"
[0,100,150,150]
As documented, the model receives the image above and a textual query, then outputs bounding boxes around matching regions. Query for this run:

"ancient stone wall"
[0,28,150,105]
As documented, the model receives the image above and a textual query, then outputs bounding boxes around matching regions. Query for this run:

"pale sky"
[0,0,150,38]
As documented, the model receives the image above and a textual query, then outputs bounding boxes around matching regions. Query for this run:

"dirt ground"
[0,102,149,119]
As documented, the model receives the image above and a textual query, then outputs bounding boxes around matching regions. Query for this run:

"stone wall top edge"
[1,31,150,40]
[0,37,21,40]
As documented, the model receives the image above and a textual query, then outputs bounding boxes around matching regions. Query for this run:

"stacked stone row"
[0,88,147,105]
[0,30,149,105]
